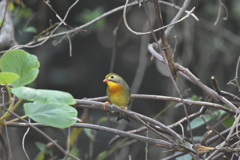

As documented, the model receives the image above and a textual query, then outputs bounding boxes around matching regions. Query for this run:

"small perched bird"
[103,73,131,122]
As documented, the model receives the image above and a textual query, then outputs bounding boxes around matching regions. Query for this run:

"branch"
[81,94,235,114]
[7,122,196,154]
[0,0,17,50]
[75,99,183,141]
[1,105,80,160]
[148,45,239,112]
[0,0,198,54]
[123,1,196,36]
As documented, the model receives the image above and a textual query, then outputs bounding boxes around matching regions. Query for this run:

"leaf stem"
[5,85,13,109]
[0,98,23,122]
[4,115,28,125]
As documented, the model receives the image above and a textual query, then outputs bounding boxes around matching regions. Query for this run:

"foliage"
[75,6,105,31]
[0,49,77,129]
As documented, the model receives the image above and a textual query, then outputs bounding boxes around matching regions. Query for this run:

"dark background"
[4,0,240,159]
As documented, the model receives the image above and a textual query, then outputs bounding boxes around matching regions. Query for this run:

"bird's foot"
[103,101,112,110]
[123,106,128,110]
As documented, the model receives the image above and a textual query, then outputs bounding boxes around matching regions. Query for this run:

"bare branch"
[214,0,228,26]
[1,105,80,160]
[7,122,196,154]
[123,0,196,36]
[75,99,183,141]
[0,0,198,54]
[81,94,235,114]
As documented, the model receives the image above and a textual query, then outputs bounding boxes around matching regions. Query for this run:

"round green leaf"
[0,49,40,87]
[24,102,78,128]
[11,86,76,105]
[0,72,19,85]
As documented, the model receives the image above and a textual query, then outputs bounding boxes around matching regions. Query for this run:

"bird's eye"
[110,75,115,79]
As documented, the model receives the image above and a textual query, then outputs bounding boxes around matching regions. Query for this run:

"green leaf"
[224,104,231,109]
[75,7,105,30]
[223,115,235,127]
[35,142,49,152]
[174,102,183,108]
[23,26,37,33]
[83,128,94,140]
[0,72,19,85]
[188,115,212,130]
[66,146,79,160]
[24,102,78,128]
[97,117,107,124]
[9,3,15,11]
[35,142,51,160]
[0,19,5,25]
[11,86,76,105]
[212,110,227,118]
[191,95,202,101]
[18,7,33,18]
[0,49,40,87]
[96,151,108,160]
[34,152,45,160]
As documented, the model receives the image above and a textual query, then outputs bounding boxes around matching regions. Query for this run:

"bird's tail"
[117,112,130,122]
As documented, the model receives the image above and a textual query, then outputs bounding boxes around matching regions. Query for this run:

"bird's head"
[103,73,123,84]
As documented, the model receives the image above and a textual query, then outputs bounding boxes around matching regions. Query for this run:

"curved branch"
[123,0,196,36]
[0,0,198,54]
[1,105,80,160]
[75,99,183,141]
[7,122,196,154]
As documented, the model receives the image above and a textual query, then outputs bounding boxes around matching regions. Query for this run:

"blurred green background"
[3,0,240,159]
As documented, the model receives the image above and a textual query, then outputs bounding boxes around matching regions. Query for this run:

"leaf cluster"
[0,49,77,128]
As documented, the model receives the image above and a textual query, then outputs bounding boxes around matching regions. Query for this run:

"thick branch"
[152,0,176,78]
[75,99,183,141]
[83,94,234,114]
[7,122,195,154]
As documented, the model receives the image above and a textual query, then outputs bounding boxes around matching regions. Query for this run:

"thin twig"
[145,127,148,160]
[110,9,126,73]
[0,0,8,32]
[141,1,198,156]
[130,12,154,95]
[214,0,228,25]
[178,122,184,139]
[214,0,222,26]
[201,115,231,146]
[206,113,240,159]
[7,122,196,154]
[7,0,79,51]
[123,0,196,36]
[0,105,80,160]
[228,56,240,91]
[66,33,72,57]
[43,0,75,29]
[22,118,31,160]
[109,127,147,146]
[0,0,198,54]
[1,87,11,160]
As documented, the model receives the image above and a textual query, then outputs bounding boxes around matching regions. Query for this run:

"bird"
[103,73,131,122]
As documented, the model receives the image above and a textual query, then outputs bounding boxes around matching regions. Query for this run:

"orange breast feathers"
[106,81,124,94]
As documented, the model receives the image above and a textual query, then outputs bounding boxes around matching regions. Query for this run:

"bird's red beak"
[103,79,109,82]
